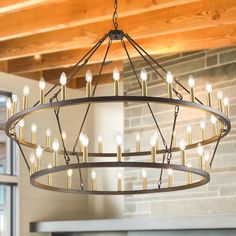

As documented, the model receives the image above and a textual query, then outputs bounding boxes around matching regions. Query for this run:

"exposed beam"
[1,0,236,60]
[8,23,236,74]
[0,0,200,41]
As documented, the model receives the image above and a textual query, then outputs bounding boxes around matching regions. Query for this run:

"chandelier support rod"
[125,34,204,104]
[124,34,182,100]
[72,40,113,154]
[121,39,168,149]
[32,33,108,107]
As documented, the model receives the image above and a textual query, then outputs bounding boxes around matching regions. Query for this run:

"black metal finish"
[109,30,124,40]
[30,162,210,195]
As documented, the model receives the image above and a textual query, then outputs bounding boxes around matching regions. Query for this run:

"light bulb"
[85,70,93,82]
[98,135,102,143]
[39,78,46,90]
[67,169,73,177]
[6,98,12,109]
[82,135,89,147]
[187,162,192,168]
[197,143,204,156]
[23,85,30,96]
[31,123,37,133]
[140,68,147,81]
[52,139,59,152]
[46,129,51,137]
[200,120,205,129]
[186,125,192,133]
[113,68,120,81]
[60,72,67,86]
[141,169,147,178]
[116,134,122,145]
[62,131,67,140]
[136,133,140,142]
[154,132,159,140]
[206,84,212,93]
[204,151,210,161]
[217,91,223,99]
[91,169,96,180]
[19,119,25,128]
[117,172,122,179]
[35,146,43,158]
[188,75,195,88]
[167,168,173,176]
[150,136,156,147]
[29,152,36,164]
[166,71,173,84]
[12,94,18,103]
[210,115,217,124]
[223,97,229,106]
[79,133,85,142]
[179,140,186,151]
[48,163,52,169]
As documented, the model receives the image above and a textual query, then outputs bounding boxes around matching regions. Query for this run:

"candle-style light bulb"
[79,132,85,152]
[204,151,210,173]
[210,115,217,136]
[142,169,147,190]
[82,135,89,163]
[205,84,212,107]
[197,143,204,169]
[60,72,67,100]
[217,91,223,112]
[67,169,73,189]
[179,140,186,166]
[200,120,206,141]
[6,98,12,119]
[166,71,173,99]
[140,68,148,96]
[23,85,30,109]
[117,172,122,191]
[48,163,53,186]
[39,77,46,104]
[116,134,122,162]
[154,132,159,150]
[150,136,157,163]
[19,119,25,139]
[35,145,43,171]
[12,94,18,114]
[52,138,59,166]
[113,68,120,96]
[186,125,192,145]
[167,168,173,187]
[31,123,37,144]
[91,169,96,191]
[46,129,51,148]
[136,133,141,152]
[85,70,93,97]
[62,131,67,145]
[188,75,195,102]
[29,152,36,175]
[223,97,229,117]
[187,162,192,184]
[98,135,103,153]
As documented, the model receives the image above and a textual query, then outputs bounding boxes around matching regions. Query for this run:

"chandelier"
[5,0,231,195]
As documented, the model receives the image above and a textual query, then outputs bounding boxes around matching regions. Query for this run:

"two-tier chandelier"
[5,0,231,195]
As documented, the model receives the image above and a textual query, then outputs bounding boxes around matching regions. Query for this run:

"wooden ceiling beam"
[7,23,236,74]
[1,0,236,60]
[0,0,200,41]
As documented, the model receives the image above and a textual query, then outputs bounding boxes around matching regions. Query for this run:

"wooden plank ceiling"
[0,0,236,88]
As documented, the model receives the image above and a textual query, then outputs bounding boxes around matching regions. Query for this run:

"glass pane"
[0,185,11,236]
[0,95,13,175]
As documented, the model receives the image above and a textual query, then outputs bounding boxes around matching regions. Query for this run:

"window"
[0,91,17,236]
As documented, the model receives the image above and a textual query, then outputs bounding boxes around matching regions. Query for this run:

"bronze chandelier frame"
[5,0,231,195]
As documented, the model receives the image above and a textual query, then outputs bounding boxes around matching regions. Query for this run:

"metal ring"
[30,162,210,195]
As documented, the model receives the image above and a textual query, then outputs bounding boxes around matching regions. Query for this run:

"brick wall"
[123,46,236,218]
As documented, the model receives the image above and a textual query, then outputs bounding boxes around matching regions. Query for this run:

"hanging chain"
[113,0,118,29]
